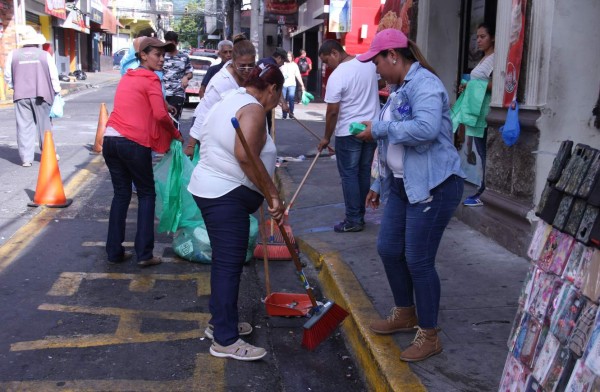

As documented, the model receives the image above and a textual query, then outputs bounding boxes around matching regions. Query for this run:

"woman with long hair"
[355,29,465,362]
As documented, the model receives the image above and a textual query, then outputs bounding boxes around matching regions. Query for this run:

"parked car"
[190,49,219,61]
[113,48,129,66]
[185,55,218,105]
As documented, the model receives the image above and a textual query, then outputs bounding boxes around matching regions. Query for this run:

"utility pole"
[258,0,264,57]
[250,0,259,58]
[232,0,241,36]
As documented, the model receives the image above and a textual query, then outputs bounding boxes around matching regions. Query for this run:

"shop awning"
[101,6,122,34]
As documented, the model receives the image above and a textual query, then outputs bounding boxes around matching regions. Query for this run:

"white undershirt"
[382,101,405,178]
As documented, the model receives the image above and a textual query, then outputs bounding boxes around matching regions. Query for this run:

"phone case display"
[500,142,600,391]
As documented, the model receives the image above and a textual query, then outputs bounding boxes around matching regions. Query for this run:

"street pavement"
[0,70,532,391]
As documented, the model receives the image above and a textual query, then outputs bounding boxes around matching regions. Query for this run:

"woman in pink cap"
[355,29,465,362]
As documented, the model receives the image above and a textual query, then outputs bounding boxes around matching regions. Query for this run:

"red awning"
[101,6,123,34]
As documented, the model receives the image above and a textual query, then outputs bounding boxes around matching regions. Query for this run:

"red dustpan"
[258,206,311,317]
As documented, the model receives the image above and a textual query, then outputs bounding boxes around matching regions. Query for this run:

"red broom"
[231,117,348,350]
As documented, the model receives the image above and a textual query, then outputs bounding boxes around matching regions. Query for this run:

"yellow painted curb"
[0,155,105,275]
[297,237,426,392]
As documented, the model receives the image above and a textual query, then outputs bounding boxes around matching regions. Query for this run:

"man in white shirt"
[317,40,381,232]
[4,26,61,167]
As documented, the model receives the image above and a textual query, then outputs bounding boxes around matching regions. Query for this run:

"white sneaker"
[209,338,266,361]
[22,162,32,167]
[204,322,252,340]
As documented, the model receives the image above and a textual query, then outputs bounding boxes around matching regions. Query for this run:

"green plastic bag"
[154,141,259,263]
[154,141,202,233]
[172,215,259,264]
[301,91,314,105]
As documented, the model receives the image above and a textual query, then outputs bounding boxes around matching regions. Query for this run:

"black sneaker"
[334,220,364,233]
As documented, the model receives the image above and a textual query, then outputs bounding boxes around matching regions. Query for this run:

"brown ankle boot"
[369,306,418,334]
[400,327,442,362]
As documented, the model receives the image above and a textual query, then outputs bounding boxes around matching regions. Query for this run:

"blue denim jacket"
[371,62,464,204]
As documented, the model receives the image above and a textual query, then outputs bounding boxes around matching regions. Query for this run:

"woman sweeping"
[188,64,285,361]
[355,29,465,362]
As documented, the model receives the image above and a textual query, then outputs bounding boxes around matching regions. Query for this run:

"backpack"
[298,57,309,73]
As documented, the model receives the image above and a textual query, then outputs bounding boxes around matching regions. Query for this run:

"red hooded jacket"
[106,68,181,153]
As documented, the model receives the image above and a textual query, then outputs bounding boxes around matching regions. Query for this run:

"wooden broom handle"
[259,205,271,296]
[231,117,319,307]
[285,152,320,216]
[292,117,335,154]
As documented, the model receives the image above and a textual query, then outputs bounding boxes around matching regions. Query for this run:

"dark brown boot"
[369,306,418,334]
[400,327,442,362]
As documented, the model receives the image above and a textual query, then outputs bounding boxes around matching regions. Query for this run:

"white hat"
[17,25,47,46]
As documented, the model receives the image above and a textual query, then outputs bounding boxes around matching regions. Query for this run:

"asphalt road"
[0,84,366,391]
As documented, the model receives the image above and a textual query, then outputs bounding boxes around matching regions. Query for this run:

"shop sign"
[503,0,527,107]
[45,0,67,20]
[266,0,298,15]
[90,0,104,25]
[329,0,352,33]
[59,1,90,34]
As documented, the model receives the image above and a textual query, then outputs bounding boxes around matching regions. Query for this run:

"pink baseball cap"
[357,29,409,62]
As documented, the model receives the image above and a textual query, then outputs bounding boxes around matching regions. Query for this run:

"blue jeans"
[103,137,156,262]
[377,175,463,328]
[335,135,377,225]
[193,186,263,346]
[282,85,296,118]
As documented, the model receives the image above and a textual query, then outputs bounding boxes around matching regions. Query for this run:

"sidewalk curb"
[296,237,426,392]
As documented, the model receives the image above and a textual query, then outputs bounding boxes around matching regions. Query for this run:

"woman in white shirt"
[188,64,284,361]
[280,51,305,119]
[184,37,256,157]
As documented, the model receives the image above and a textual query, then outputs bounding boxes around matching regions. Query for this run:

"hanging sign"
[329,0,352,33]
[266,0,298,15]
[503,0,527,107]
[45,0,67,20]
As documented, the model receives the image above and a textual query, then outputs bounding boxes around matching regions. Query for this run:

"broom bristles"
[301,301,349,350]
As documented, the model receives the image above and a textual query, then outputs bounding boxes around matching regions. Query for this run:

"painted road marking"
[11,303,210,351]
[47,272,210,296]
[0,352,226,391]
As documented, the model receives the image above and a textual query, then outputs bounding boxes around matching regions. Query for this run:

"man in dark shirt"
[258,47,287,132]
[199,39,233,98]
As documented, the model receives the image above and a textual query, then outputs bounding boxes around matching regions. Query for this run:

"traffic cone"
[28,131,72,208]
[91,103,108,154]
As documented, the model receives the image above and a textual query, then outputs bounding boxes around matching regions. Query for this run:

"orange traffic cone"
[91,103,108,154]
[28,131,72,208]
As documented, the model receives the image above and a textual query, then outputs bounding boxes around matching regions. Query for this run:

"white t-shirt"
[324,58,380,137]
[189,60,238,140]
[470,53,494,81]
[281,61,301,88]
[381,101,405,178]
[187,88,277,198]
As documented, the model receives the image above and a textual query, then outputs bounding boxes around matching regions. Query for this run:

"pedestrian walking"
[188,64,284,361]
[355,28,465,362]
[163,31,194,122]
[317,40,380,233]
[281,51,305,119]
[454,22,495,207]
[103,37,183,267]
[4,25,61,167]
[199,39,233,98]
[294,49,312,102]
[185,37,256,157]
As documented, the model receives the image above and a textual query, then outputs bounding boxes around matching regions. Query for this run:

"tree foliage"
[172,1,205,48]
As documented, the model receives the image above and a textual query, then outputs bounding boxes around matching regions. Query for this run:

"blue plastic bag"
[50,95,64,118]
[500,101,520,147]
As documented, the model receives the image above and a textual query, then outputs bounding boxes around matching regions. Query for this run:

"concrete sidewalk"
[1,69,121,108]
[273,104,530,391]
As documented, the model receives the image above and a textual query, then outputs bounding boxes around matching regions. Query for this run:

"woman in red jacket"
[104,37,183,267]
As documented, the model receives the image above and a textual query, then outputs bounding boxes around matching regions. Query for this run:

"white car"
[185,55,218,105]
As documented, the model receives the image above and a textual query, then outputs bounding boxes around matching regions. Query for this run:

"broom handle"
[231,117,319,308]
[259,205,271,296]
[292,117,335,154]
[285,152,320,216]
